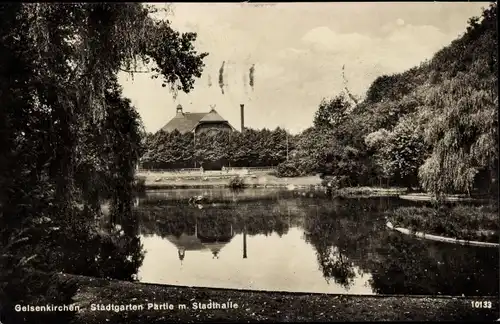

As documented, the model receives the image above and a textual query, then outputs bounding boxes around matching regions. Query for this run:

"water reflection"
[304,218,357,288]
[139,227,374,294]
[136,189,498,296]
[65,211,145,281]
[1,206,146,283]
[166,219,235,262]
[366,234,499,296]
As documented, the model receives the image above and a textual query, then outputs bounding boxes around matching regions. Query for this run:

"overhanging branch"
[119,67,152,74]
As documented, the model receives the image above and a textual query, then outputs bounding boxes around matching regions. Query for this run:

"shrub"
[386,205,499,243]
[276,161,302,177]
[228,176,245,189]
[321,176,341,189]
[133,176,146,193]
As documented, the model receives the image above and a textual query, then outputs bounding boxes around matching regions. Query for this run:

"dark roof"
[160,108,235,133]
[199,109,226,122]
[161,113,206,133]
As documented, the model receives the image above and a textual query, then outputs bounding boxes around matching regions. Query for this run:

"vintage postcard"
[0,2,498,323]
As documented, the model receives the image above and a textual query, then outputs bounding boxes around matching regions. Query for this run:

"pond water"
[134,188,498,296]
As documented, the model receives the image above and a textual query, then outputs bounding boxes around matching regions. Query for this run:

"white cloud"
[253,63,285,81]
[301,26,336,44]
[120,3,486,134]
[299,23,451,76]
[388,24,447,46]
[301,27,374,52]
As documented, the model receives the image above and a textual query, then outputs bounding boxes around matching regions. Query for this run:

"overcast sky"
[118,2,488,134]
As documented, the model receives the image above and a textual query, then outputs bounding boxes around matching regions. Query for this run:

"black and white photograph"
[0,2,498,323]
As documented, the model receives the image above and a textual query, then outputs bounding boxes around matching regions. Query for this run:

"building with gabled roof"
[160,104,236,135]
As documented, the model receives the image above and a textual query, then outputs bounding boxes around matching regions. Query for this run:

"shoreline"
[143,183,409,198]
[399,194,493,203]
[10,270,498,323]
[139,181,493,203]
[141,183,492,204]
[386,222,499,248]
[141,177,409,197]
[138,173,491,202]
[143,183,318,190]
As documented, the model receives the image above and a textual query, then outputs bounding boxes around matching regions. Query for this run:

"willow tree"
[418,74,498,196]
[417,4,497,196]
[0,3,207,264]
[35,4,203,214]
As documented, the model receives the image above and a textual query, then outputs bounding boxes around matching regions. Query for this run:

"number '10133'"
[471,301,492,309]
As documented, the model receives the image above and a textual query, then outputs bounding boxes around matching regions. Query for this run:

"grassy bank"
[142,182,320,190]
[336,186,407,197]
[387,205,499,243]
[3,270,498,323]
[138,171,322,189]
[137,172,409,197]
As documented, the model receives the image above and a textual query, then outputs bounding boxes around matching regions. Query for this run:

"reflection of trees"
[31,210,145,281]
[301,197,499,296]
[139,202,295,238]
[315,245,356,287]
[244,210,289,237]
[365,234,499,296]
[139,189,296,208]
[197,216,233,242]
[138,193,500,296]
[303,204,361,289]
[302,198,396,288]
[137,193,500,296]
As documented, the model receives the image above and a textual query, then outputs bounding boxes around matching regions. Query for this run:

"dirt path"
[8,271,497,323]
[139,171,322,189]
[67,274,500,322]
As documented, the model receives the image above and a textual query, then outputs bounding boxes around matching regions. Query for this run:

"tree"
[0,2,208,296]
[313,94,352,130]
[417,3,497,195]
[307,2,498,193]
[0,3,208,222]
[366,115,428,189]
[102,79,145,225]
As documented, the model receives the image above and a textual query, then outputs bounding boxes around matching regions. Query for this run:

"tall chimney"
[240,104,245,132]
[176,104,183,115]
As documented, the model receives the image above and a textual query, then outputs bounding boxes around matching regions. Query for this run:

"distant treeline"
[141,127,296,170]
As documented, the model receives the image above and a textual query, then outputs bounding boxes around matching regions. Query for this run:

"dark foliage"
[142,127,295,169]
[0,3,207,322]
[288,3,497,196]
